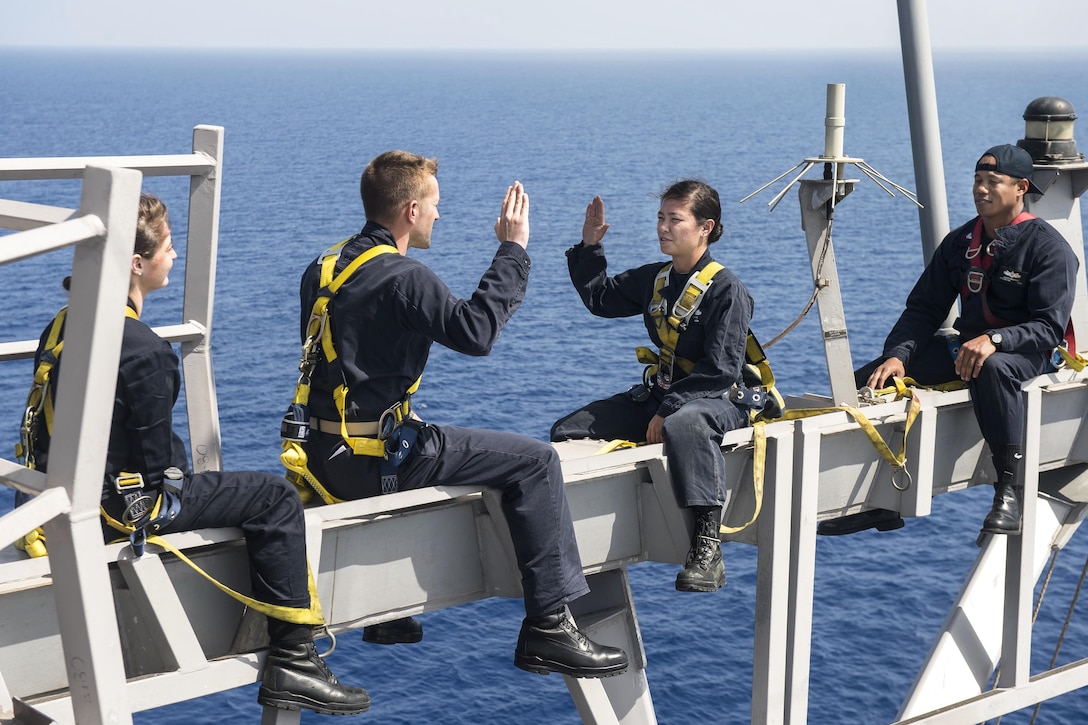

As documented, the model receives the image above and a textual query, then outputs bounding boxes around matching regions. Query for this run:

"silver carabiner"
[891,466,912,492]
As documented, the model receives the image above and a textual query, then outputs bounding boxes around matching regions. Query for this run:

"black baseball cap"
[975,144,1044,195]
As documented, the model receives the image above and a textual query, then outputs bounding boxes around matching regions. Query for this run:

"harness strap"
[959,212,1082,370]
[591,377,921,536]
[283,239,421,504]
[15,305,140,557]
[960,212,1035,328]
[642,261,783,422]
[648,262,723,388]
[726,382,922,534]
[17,306,139,469]
[143,535,326,624]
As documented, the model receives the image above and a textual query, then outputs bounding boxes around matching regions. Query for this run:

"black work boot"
[981,446,1024,536]
[676,505,726,593]
[362,616,423,645]
[258,641,370,715]
[982,477,1023,535]
[514,608,629,678]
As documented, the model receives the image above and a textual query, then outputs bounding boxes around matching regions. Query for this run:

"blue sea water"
[2,48,1088,723]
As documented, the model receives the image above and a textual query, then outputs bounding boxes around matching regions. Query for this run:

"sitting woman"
[22,193,369,716]
[551,180,754,593]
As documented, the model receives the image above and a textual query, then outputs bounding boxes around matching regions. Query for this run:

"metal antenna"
[740,84,922,211]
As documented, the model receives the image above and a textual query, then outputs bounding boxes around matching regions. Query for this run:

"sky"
[2,0,1087,52]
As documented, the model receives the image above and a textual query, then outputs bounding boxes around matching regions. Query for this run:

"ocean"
[2,48,1088,723]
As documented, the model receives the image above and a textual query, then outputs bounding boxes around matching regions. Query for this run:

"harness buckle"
[627,383,651,403]
[121,492,155,527]
[858,386,879,404]
[377,398,412,441]
[729,384,768,411]
[280,403,311,442]
[17,405,37,466]
[671,277,713,324]
[966,270,985,294]
[162,467,185,497]
[113,472,145,495]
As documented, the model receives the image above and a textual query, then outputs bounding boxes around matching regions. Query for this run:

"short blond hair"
[360,150,438,223]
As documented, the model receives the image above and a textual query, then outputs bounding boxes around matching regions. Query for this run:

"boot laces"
[558,611,590,649]
[306,643,339,683]
[690,535,720,568]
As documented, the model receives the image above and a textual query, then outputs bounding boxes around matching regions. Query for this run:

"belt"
[311,418,380,437]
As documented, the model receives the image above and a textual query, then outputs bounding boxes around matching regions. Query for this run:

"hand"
[866,357,906,391]
[646,415,665,445]
[582,195,610,246]
[494,181,530,248]
[954,334,996,381]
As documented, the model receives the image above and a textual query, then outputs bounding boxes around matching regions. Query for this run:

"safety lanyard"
[648,261,723,388]
[282,238,421,504]
[961,211,1035,327]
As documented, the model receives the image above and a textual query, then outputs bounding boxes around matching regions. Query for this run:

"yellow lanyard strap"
[145,534,325,625]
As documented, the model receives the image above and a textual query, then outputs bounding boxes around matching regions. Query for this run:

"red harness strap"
[960,211,1076,356]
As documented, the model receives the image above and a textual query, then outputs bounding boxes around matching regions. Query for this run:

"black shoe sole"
[513,656,629,679]
[816,510,905,536]
[980,525,1022,536]
[362,630,423,645]
[675,578,725,593]
[675,569,726,592]
[258,689,370,716]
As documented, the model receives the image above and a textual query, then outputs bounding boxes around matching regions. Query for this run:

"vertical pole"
[998,384,1041,687]
[182,125,225,472]
[1025,166,1088,353]
[752,429,794,724]
[45,165,143,725]
[566,569,655,724]
[783,418,820,725]
[798,179,859,407]
[822,84,848,198]
[897,0,951,265]
[897,0,956,330]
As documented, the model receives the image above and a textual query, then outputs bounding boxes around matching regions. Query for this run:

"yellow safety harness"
[608,262,784,535]
[14,306,143,558]
[15,306,115,470]
[15,306,324,625]
[641,261,783,422]
[607,263,935,536]
[281,239,420,504]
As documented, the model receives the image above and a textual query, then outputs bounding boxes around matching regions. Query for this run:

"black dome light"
[1017,96,1083,163]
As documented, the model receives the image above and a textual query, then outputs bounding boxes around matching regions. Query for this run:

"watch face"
[991,332,1003,345]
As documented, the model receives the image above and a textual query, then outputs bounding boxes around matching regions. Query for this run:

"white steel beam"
[0,154,215,181]
[0,321,207,362]
[784,417,822,725]
[42,165,143,725]
[797,178,859,408]
[999,384,1044,687]
[752,425,796,725]
[0,198,75,231]
[0,214,104,266]
[181,125,224,473]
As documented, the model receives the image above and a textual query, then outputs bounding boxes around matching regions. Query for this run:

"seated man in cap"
[818,144,1078,537]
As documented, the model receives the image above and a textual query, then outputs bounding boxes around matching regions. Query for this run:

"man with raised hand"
[293,150,628,679]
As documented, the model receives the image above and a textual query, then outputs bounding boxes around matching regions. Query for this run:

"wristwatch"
[986,330,1003,348]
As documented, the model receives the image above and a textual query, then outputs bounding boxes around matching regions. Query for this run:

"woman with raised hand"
[551,180,755,593]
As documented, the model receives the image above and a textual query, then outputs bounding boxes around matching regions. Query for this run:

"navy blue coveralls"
[31,304,313,624]
[856,215,1078,449]
[299,222,590,617]
[550,243,753,508]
